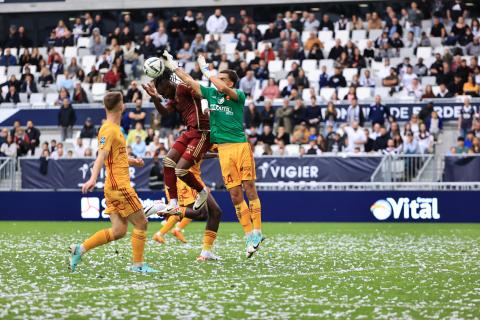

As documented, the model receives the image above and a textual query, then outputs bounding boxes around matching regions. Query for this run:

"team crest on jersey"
[218,97,225,104]
[100,136,106,146]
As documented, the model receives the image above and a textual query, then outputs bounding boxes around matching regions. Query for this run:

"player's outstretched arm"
[162,51,201,97]
[142,82,173,116]
[128,157,144,167]
[197,56,239,102]
[82,150,107,193]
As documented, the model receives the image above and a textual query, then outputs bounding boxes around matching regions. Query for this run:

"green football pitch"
[0,222,478,319]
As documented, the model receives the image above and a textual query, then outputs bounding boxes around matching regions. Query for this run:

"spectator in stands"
[451,136,469,154]
[318,14,333,31]
[36,66,53,88]
[149,151,164,189]
[73,138,85,157]
[328,39,345,60]
[51,143,65,159]
[4,86,20,104]
[368,96,389,126]
[292,99,307,127]
[0,132,18,158]
[430,16,446,38]
[58,99,76,141]
[239,70,256,97]
[13,127,30,156]
[244,103,261,129]
[103,65,121,89]
[55,88,70,106]
[280,76,297,97]
[417,123,433,153]
[125,81,142,103]
[426,111,442,140]
[304,13,320,32]
[260,100,275,127]
[373,126,390,151]
[275,99,293,134]
[368,11,383,30]
[304,32,323,52]
[463,74,480,97]
[305,96,321,128]
[206,8,228,34]
[0,48,17,67]
[19,74,38,96]
[403,78,423,99]
[328,67,347,88]
[448,74,465,96]
[150,26,168,49]
[129,99,147,128]
[181,10,198,44]
[291,122,309,144]
[25,121,40,156]
[80,118,96,139]
[258,125,275,145]
[363,128,375,153]
[324,102,338,130]
[359,70,375,88]
[436,83,452,98]
[72,82,88,103]
[458,97,476,137]
[131,135,147,158]
[274,126,290,146]
[344,121,367,153]
[126,122,147,145]
[346,98,364,126]
[236,33,253,52]
[421,85,435,100]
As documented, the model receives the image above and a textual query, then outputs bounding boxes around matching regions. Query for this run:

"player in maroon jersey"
[142,68,211,214]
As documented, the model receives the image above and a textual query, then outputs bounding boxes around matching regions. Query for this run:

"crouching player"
[69,91,158,273]
[148,156,223,261]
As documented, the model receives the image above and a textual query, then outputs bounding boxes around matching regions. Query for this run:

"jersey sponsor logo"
[218,97,225,104]
[99,136,106,146]
[210,104,234,115]
[371,197,441,221]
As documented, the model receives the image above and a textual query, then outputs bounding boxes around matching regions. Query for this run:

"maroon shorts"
[172,129,211,163]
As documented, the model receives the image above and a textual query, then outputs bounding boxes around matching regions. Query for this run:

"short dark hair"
[103,91,123,111]
[154,67,175,88]
[220,69,239,86]
[457,136,465,142]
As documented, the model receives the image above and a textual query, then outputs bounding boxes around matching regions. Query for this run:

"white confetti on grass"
[0,222,479,319]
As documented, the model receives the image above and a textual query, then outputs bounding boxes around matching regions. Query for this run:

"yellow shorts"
[104,187,142,218]
[218,142,256,190]
[166,174,205,207]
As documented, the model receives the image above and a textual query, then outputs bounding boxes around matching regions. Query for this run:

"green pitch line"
[0,222,478,319]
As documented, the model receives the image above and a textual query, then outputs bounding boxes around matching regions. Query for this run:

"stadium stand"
[1,0,480,165]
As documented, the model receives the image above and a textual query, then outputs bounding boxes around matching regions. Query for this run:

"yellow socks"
[177,218,192,230]
[160,215,180,235]
[249,198,262,232]
[82,228,114,252]
[235,201,253,234]
[202,230,217,252]
[131,229,146,265]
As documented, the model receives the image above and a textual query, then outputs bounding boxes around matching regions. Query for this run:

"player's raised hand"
[142,82,161,99]
[82,178,96,194]
[197,55,211,78]
[162,50,178,71]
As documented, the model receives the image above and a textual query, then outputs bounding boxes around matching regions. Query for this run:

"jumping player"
[141,68,210,215]
[162,51,264,257]
[151,158,223,261]
[70,91,158,273]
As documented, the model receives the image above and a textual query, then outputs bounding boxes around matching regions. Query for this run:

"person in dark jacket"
[25,120,41,155]
[418,102,434,124]
[80,117,96,139]
[368,95,390,126]
[305,97,322,128]
[373,126,390,151]
[149,151,164,189]
[5,86,20,103]
[20,74,38,95]
[58,98,76,141]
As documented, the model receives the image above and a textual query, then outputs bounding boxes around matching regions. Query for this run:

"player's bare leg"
[163,148,182,213]
[229,185,256,258]
[69,213,127,272]
[243,180,264,251]
[176,157,209,211]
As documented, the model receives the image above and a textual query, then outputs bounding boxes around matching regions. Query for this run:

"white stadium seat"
[320,87,335,101]
[0,66,6,75]
[318,30,334,42]
[278,79,288,91]
[224,42,237,55]
[302,59,317,71]
[417,47,432,59]
[335,30,350,45]
[77,37,90,48]
[285,144,300,156]
[343,68,358,83]
[19,93,29,103]
[81,55,96,71]
[368,29,383,40]
[46,93,58,106]
[357,87,373,100]
[92,83,107,101]
[337,87,349,100]
[64,46,78,59]
[352,30,367,41]
[421,76,437,86]
[374,87,391,99]
[268,60,283,73]
[284,60,300,72]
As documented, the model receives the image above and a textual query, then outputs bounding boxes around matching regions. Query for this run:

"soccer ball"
[143,57,165,78]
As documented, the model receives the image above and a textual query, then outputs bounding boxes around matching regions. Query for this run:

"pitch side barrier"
[1,99,479,127]
[0,189,479,222]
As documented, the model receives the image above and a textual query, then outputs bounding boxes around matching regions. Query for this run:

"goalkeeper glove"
[197,55,211,78]
[162,50,178,71]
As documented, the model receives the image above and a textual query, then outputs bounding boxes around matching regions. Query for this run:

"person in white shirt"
[0,135,17,157]
[403,78,423,99]
[51,143,65,160]
[74,137,86,157]
[239,70,257,97]
[206,9,228,34]
[346,98,364,126]
[401,65,418,88]
[359,69,375,87]
[303,13,320,32]
[150,26,168,48]
[344,121,367,152]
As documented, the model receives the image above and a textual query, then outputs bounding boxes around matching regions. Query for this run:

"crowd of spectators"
[1,1,480,158]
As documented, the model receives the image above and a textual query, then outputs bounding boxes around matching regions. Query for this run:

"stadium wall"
[0,190,479,222]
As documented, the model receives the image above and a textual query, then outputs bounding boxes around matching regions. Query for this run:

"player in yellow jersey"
[69,91,158,273]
